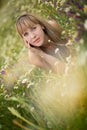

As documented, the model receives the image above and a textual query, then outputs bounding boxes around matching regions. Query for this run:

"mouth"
[33,38,40,43]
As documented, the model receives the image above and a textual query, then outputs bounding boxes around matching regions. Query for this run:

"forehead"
[17,15,39,35]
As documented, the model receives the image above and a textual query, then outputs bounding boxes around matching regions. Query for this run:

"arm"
[28,50,51,70]
[41,52,66,74]
[28,47,66,74]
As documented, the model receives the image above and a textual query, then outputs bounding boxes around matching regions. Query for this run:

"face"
[22,24,46,47]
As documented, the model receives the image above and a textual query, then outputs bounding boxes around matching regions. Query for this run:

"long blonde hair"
[16,13,65,44]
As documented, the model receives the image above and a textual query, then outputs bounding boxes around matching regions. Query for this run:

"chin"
[36,43,43,47]
[32,41,43,47]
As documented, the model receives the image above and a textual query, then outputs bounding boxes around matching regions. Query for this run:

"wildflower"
[77,22,83,27]
[17,104,20,108]
[65,7,71,13]
[23,92,25,96]
[30,107,35,112]
[75,12,81,19]
[84,5,87,13]
[55,48,59,54]
[75,15,81,19]
[57,9,64,14]
[66,39,73,46]
[69,17,74,21]
[53,1,57,7]
[73,1,83,9]
[1,69,6,75]
[22,78,28,84]
[4,94,9,99]
[84,19,87,30]
[79,39,84,44]
[14,86,18,89]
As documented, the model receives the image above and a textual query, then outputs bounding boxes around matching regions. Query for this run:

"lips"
[33,38,40,43]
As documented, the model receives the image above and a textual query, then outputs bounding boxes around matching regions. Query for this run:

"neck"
[41,35,53,48]
[40,38,56,52]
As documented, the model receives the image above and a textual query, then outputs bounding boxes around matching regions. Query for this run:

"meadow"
[0,0,87,130]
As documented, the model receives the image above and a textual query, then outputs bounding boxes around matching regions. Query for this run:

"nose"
[30,32,36,39]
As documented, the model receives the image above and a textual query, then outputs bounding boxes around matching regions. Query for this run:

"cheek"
[23,36,30,43]
[24,36,29,41]
[38,29,45,39]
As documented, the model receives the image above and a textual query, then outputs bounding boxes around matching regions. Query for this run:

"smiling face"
[16,14,48,48]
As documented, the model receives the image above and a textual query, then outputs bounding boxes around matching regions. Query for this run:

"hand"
[28,46,46,67]
[27,45,52,71]
[30,47,45,57]
[23,38,44,56]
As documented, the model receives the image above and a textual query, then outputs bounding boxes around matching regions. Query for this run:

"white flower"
[55,48,59,54]
[76,12,80,16]
[17,104,20,108]
[14,86,18,89]
[30,107,34,112]
[66,39,73,46]
[84,5,87,13]
[22,78,28,84]
[23,92,25,96]
[79,39,84,44]
[65,7,71,13]
[84,19,87,30]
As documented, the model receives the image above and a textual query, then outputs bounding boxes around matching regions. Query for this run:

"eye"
[23,32,29,36]
[32,26,37,30]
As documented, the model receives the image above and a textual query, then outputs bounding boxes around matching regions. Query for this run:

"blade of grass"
[8,107,45,130]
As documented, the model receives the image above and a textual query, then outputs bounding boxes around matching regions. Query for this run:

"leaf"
[8,107,22,118]
[8,107,45,130]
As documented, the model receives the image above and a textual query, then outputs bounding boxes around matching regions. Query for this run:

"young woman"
[16,13,71,74]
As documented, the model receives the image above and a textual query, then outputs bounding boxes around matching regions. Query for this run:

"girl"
[16,13,70,74]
